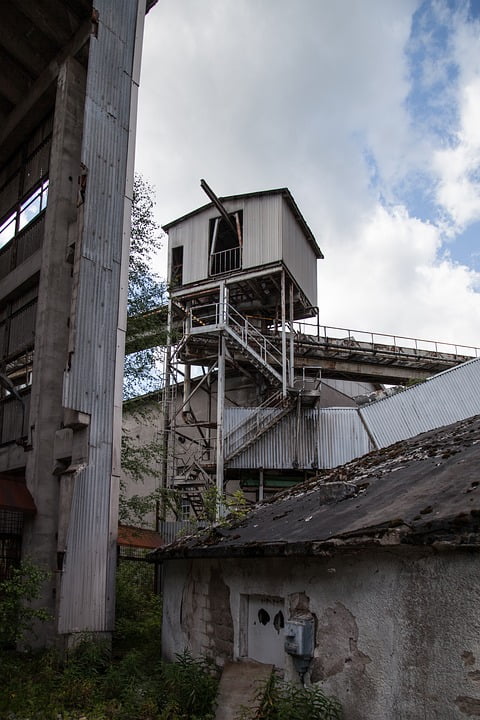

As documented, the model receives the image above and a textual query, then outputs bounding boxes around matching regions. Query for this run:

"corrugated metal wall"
[360,357,480,448]
[58,0,144,635]
[168,192,318,295]
[169,194,284,285]
[242,194,282,270]
[281,200,318,309]
[168,214,209,285]
[225,406,373,470]
[225,358,480,472]
[318,407,373,467]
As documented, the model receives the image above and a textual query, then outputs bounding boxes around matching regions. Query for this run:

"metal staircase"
[188,303,284,387]
[224,392,297,463]
[181,304,321,468]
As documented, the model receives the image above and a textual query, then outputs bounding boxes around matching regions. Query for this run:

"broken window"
[171,246,184,287]
[209,210,242,276]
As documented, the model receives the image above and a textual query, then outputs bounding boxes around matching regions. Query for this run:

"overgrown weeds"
[237,672,343,720]
[0,559,50,647]
[0,561,219,720]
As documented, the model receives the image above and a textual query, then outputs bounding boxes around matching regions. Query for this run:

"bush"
[0,559,50,647]
[156,650,219,720]
[0,560,219,719]
[114,560,162,657]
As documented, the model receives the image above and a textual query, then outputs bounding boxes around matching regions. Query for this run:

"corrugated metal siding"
[225,359,480,473]
[281,201,318,308]
[225,407,316,469]
[58,0,142,635]
[225,406,372,470]
[169,195,284,285]
[242,194,282,269]
[318,407,373,468]
[169,211,211,284]
[360,357,480,448]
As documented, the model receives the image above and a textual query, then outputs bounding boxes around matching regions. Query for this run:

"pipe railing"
[188,303,284,368]
[249,314,480,360]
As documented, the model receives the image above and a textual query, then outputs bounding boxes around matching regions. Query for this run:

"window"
[171,246,183,287]
[0,212,15,249]
[18,180,48,231]
[181,496,191,521]
[0,179,49,252]
[209,210,242,275]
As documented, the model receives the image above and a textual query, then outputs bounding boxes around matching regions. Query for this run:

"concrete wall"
[161,551,480,720]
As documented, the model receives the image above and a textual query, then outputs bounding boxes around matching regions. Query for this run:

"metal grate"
[0,509,23,581]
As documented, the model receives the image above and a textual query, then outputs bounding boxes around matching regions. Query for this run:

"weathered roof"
[162,187,324,260]
[152,414,480,560]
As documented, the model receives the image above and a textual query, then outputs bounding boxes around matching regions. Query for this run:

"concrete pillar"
[23,56,87,645]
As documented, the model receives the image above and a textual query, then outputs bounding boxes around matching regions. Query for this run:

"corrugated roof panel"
[361,357,480,448]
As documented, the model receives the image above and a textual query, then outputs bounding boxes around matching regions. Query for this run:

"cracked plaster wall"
[162,550,480,719]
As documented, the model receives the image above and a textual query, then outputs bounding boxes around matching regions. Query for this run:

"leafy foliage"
[114,560,162,655]
[124,173,167,400]
[120,402,183,527]
[238,673,343,720]
[201,486,250,524]
[128,174,165,317]
[156,650,219,720]
[0,559,50,647]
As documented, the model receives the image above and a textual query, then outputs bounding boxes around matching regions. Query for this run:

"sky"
[135,0,480,352]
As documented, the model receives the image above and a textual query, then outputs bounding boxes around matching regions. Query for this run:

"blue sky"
[136,0,480,348]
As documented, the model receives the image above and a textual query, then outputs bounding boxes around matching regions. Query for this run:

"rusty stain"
[455,696,480,716]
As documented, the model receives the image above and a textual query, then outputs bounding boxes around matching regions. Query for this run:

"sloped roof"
[162,187,324,260]
[152,414,480,559]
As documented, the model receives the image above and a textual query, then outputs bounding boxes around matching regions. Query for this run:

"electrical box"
[284,618,315,657]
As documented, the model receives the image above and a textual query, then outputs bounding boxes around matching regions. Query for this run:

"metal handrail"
[209,246,242,276]
[226,305,283,367]
[251,314,480,359]
[187,303,283,367]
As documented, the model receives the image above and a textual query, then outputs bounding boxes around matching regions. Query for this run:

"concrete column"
[23,56,87,645]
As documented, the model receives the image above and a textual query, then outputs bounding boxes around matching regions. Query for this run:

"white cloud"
[434,76,480,232]
[430,7,480,233]
[136,0,480,351]
[319,203,480,347]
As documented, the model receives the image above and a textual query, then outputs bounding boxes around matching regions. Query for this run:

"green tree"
[121,174,170,526]
[124,173,167,400]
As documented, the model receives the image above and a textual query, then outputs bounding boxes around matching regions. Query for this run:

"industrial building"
[135,181,478,527]
[0,0,155,645]
[155,410,480,720]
